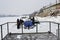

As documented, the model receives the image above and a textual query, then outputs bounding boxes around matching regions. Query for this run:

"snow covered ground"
[35,16,60,23]
[0,16,60,40]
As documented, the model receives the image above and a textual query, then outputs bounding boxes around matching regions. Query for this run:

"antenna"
[59,0,60,3]
[56,0,57,9]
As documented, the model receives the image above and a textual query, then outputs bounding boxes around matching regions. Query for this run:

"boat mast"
[56,0,57,9]
[59,0,60,3]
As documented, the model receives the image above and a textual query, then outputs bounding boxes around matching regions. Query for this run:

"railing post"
[7,22,9,34]
[36,24,38,33]
[1,25,3,40]
[49,22,51,32]
[57,24,60,40]
[22,24,23,34]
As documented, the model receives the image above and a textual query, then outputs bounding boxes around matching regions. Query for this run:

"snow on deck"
[3,32,57,40]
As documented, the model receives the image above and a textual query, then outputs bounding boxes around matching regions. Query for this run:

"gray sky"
[0,0,57,15]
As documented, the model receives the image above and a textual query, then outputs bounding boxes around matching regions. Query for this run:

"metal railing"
[0,21,60,40]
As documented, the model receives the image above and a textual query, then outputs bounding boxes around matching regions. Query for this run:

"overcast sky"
[0,0,58,15]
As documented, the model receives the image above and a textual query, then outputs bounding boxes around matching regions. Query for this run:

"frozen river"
[0,17,20,40]
[0,17,20,24]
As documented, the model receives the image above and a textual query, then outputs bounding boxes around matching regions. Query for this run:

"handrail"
[0,21,60,26]
[8,22,16,23]
[0,23,7,26]
[0,21,60,40]
[39,21,60,24]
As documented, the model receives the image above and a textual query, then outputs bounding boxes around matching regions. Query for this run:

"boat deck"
[0,21,60,40]
[3,32,57,40]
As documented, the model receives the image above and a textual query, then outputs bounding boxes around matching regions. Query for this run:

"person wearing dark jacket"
[17,19,20,29]
[31,17,35,25]
[17,19,24,29]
